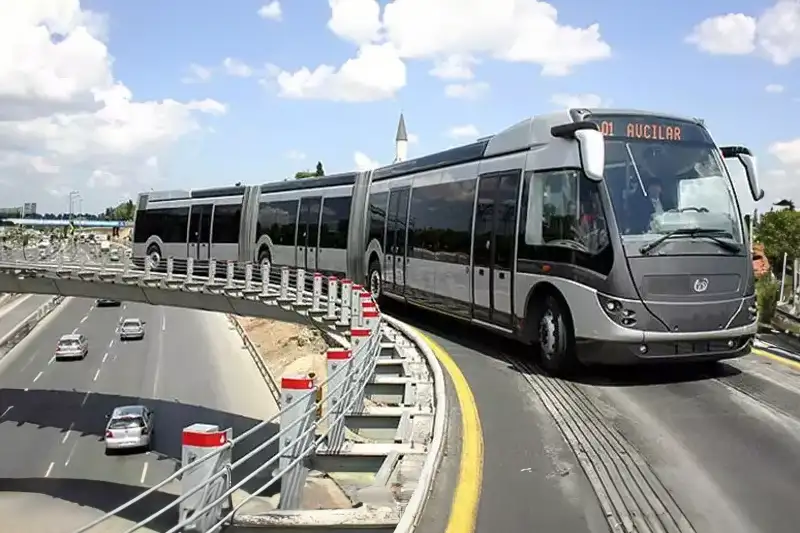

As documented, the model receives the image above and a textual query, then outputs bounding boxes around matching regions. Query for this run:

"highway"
[0,294,55,339]
[0,295,279,532]
[394,302,800,533]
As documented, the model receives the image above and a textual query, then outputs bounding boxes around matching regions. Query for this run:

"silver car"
[55,333,88,361]
[109,248,120,262]
[104,405,154,453]
[119,318,145,340]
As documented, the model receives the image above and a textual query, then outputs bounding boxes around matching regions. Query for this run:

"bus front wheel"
[146,245,161,269]
[537,295,578,376]
[367,259,382,300]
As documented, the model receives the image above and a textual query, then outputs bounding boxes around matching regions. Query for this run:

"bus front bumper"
[577,321,757,366]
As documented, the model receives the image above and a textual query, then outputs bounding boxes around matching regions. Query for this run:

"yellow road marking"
[752,347,800,372]
[416,330,484,533]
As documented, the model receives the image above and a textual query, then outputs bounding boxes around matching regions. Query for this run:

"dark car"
[96,298,121,307]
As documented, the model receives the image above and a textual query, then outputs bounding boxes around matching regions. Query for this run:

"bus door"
[297,197,322,272]
[188,203,212,262]
[384,188,410,295]
[472,171,520,327]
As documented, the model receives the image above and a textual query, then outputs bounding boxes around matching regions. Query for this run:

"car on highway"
[55,333,88,361]
[96,298,121,307]
[109,248,120,262]
[119,318,145,340]
[104,405,155,453]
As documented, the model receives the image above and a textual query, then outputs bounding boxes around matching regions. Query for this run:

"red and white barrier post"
[325,276,339,321]
[278,375,317,509]
[325,348,352,450]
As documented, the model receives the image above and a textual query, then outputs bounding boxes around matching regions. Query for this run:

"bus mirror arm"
[551,122,605,182]
[721,145,764,201]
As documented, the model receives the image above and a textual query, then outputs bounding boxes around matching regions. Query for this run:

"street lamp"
[68,190,80,220]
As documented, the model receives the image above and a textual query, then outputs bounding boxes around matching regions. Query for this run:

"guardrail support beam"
[278,375,317,510]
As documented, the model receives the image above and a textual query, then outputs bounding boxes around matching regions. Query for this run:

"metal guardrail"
[0,244,395,532]
[227,314,282,402]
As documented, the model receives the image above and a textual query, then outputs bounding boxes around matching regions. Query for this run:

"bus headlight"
[597,293,638,328]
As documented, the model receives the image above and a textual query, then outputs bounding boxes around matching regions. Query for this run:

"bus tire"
[367,258,382,300]
[146,244,162,269]
[538,295,578,377]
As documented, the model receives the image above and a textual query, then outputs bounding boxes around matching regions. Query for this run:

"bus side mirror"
[575,128,605,182]
[721,146,764,201]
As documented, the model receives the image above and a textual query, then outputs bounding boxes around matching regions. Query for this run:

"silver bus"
[131,108,764,375]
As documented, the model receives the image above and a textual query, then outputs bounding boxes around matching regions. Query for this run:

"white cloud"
[182,64,213,84]
[286,149,306,160]
[354,151,380,170]
[271,43,406,102]
[258,1,282,21]
[448,124,480,139]
[765,83,785,93]
[223,58,254,78]
[429,55,478,80]
[686,1,800,65]
[764,138,800,203]
[265,0,611,102]
[444,81,489,100]
[0,1,226,211]
[550,93,608,108]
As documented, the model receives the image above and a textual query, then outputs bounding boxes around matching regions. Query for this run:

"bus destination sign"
[588,114,712,144]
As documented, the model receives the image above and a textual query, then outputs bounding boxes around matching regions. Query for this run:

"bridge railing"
[0,245,396,532]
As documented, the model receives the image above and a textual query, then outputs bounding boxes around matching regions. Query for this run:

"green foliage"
[754,209,800,269]
[295,161,325,179]
[315,161,325,176]
[755,276,779,324]
[102,200,135,221]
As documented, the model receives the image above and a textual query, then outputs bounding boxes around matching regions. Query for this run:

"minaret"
[394,113,408,163]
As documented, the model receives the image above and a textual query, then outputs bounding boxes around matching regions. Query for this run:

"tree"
[294,171,316,179]
[315,161,325,176]
[774,198,795,211]
[755,209,800,270]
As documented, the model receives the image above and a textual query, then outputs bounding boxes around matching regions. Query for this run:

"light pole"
[68,190,80,220]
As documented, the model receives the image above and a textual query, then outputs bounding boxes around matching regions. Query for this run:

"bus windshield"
[590,114,743,249]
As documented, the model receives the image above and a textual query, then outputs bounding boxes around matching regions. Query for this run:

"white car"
[55,333,88,361]
[109,248,120,262]
[104,405,155,453]
[119,318,145,340]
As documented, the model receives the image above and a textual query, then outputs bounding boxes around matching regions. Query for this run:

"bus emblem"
[693,278,709,293]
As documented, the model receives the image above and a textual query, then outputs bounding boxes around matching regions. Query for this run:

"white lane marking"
[19,348,42,372]
[23,387,28,392]
[64,440,79,466]
[122,304,127,310]
[89,305,95,311]
[33,371,43,383]
[93,368,100,381]
[45,461,54,477]
[48,355,55,365]
[72,327,79,334]
[140,462,149,484]
[81,391,90,407]
[0,405,13,420]
[102,352,108,363]
[80,315,87,324]
[161,315,166,331]
[62,422,74,444]
[108,339,114,348]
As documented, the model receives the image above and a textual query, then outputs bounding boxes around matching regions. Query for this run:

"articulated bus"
[131,108,764,375]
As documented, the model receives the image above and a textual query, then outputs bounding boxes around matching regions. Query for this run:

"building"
[23,203,37,216]
[0,203,37,218]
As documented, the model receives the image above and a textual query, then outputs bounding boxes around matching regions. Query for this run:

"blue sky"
[3,0,799,213]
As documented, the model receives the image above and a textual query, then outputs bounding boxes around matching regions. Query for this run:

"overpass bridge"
[0,218,131,228]
[0,244,445,533]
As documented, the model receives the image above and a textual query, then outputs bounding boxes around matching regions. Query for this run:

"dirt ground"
[233,316,354,510]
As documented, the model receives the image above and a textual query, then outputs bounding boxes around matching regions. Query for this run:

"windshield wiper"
[639,228,741,255]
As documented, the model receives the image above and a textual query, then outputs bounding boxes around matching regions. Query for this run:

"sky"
[1,0,798,214]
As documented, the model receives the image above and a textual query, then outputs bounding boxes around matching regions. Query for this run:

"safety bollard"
[261,262,271,296]
[325,276,339,320]
[278,375,317,510]
[349,328,372,415]
[179,424,233,525]
[359,291,373,328]
[279,267,290,301]
[186,256,195,282]
[325,349,352,451]
[244,263,253,292]
[338,280,352,327]
[121,252,130,276]
[362,309,380,332]
[311,273,323,312]
[349,284,363,329]
[295,268,306,305]
[166,257,174,282]
[143,254,152,278]
[208,258,217,285]
[226,261,235,288]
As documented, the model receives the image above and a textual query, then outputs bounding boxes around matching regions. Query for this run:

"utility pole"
[68,190,80,221]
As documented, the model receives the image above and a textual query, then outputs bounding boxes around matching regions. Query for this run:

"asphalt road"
[387,301,800,533]
[0,296,279,532]
[0,294,55,339]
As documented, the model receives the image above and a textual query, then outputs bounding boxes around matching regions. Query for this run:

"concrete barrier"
[0,296,65,359]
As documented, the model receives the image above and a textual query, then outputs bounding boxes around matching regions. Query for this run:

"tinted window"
[517,169,612,275]
[133,207,189,243]
[299,197,322,248]
[257,200,298,246]
[319,196,351,249]
[367,192,388,248]
[212,203,242,244]
[408,180,475,264]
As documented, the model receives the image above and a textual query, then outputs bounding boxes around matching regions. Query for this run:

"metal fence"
[0,244,393,532]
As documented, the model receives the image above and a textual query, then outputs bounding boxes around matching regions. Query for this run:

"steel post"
[166,256,174,282]
[295,268,306,305]
[325,276,339,320]
[278,376,317,510]
[208,259,217,285]
[244,263,253,292]
[280,267,290,301]
[261,262,270,296]
[338,280,352,327]
[226,261,235,288]
[325,349,352,451]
